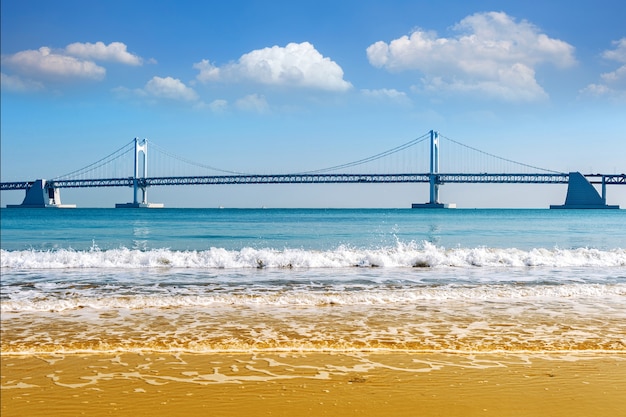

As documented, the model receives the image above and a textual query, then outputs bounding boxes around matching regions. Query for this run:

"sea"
[1,208,625,354]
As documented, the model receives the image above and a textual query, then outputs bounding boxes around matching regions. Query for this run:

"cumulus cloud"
[194,60,220,82]
[2,41,144,88]
[602,38,626,63]
[194,42,352,92]
[3,46,106,80]
[581,38,626,99]
[209,99,229,112]
[1,72,44,92]
[366,11,576,102]
[144,76,199,101]
[361,88,411,104]
[65,41,143,65]
[235,93,269,113]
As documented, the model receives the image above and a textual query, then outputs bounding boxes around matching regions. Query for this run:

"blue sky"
[1,0,625,208]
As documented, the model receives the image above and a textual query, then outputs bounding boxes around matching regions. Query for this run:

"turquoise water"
[1,208,625,353]
[2,208,624,251]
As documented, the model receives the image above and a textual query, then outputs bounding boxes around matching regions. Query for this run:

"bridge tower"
[412,130,455,208]
[115,138,163,208]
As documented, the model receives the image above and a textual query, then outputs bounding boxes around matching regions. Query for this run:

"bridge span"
[5,172,626,190]
[1,131,623,209]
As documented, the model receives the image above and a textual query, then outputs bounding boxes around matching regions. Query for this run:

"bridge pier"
[550,172,619,209]
[115,138,163,208]
[412,130,456,208]
[116,202,164,208]
[6,179,76,208]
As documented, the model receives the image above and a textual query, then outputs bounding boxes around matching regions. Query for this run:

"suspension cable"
[440,134,563,174]
[149,141,249,175]
[299,132,431,174]
[50,131,551,181]
[52,139,136,180]
[150,133,431,176]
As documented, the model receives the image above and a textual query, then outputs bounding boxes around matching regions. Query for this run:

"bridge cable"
[52,139,136,180]
[439,134,564,174]
[149,141,249,176]
[298,132,431,174]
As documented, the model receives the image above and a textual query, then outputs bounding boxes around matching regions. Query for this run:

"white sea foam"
[2,282,625,312]
[1,242,625,270]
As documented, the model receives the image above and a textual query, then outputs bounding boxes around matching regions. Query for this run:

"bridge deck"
[1,173,625,191]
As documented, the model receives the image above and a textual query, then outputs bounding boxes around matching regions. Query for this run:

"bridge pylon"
[412,130,456,209]
[115,138,164,208]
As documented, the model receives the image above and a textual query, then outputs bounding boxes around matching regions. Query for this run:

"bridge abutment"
[6,179,76,208]
[550,172,619,209]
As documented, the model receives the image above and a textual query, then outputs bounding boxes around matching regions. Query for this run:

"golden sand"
[2,351,625,417]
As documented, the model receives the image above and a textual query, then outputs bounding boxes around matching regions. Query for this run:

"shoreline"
[3,351,625,417]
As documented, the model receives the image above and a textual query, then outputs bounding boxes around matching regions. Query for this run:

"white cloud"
[0,72,44,92]
[361,88,411,104]
[416,62,547,101]
[602,38,626,63]
[193,59,220,82]
[208,99,228,112]
[65,41,143,65]
[3,46,106,80]
[581,83,611,96]
[601,64,626,85]
[2,41,145,89]
[235,94,269,113]
[366,11,575,102]
[581,38,626,100]
[144,76,199,101]
[111,85,135,98]
[194,42,352,92]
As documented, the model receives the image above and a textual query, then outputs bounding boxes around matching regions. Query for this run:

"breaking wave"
[2,242,625,270]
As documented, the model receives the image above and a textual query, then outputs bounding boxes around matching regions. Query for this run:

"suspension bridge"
[1,130,624,209]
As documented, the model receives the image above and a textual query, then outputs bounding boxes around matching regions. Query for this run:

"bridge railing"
[4,173,625,192]
[0,181,35,191]
[437,173,570,184]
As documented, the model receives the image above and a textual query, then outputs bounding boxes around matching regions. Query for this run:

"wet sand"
[2,352,625,417]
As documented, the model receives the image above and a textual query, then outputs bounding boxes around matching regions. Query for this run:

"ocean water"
[1,208,625,354]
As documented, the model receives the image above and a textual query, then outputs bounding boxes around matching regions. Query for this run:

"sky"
[1,0,625,208]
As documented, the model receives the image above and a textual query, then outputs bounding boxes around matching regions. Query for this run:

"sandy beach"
[2,351,624,417]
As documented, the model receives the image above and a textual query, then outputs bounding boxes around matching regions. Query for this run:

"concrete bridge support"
[412,130,456,208]
[115,138,163,208]
[550,172,619,209]
[6,179,76,208]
